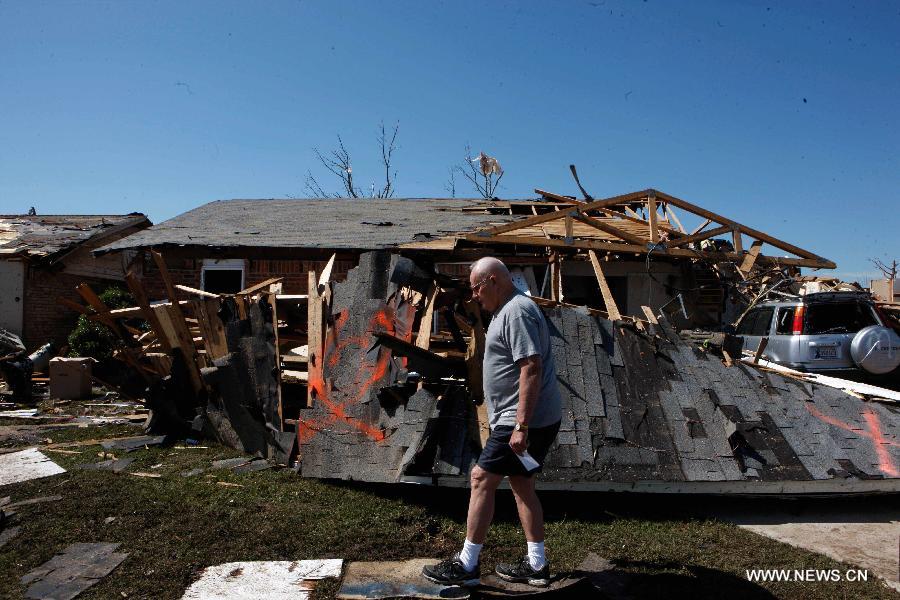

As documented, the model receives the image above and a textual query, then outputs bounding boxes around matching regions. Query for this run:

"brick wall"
[22,269,119,351]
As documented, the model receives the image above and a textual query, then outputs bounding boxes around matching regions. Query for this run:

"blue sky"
[1,1,897,282]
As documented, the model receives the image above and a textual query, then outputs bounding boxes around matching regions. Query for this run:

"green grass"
[1,426,896,599]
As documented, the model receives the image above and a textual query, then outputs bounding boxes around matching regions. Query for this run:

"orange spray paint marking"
[804,402,899,477]
[862,410,900,477]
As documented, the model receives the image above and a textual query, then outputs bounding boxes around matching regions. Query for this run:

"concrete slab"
[182,559,343,600]
[715,498,900,591]
[0,448,65,486]
[338,559,470,599]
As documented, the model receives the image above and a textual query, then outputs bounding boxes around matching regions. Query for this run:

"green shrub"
[67,286,137,362]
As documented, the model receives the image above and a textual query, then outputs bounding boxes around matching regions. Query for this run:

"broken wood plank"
[664,203,687,233]
[415,284,439,350]
[690,218,713,236]
[75,284,122,336]
[56,296,92,317]
[307,271,325,408]
[588,250,621,320]
[237,277,284,297]
[572,212,648,246]
[753,336,769,364]
[667,225,732,248]
[477,190,653,236]
[192,298,229,361]
[175,284,220,298]
[740,240,764,276]
[732,227,744,255]
[647,192,659,244]
[318,253,337,293]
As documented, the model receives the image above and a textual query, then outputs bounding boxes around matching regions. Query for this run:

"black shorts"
[477,420,561,477]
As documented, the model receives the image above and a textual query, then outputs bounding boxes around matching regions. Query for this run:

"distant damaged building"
[0,213,150,350]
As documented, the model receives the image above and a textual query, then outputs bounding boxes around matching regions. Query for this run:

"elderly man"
[423,257,562,588]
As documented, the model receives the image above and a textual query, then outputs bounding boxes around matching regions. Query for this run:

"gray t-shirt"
[482,291,562,428]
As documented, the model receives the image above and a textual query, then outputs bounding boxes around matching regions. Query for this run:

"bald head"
[470,257,511,282]
[469,257,515,313]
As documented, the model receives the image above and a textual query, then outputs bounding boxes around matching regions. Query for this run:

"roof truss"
[464,188,835,270]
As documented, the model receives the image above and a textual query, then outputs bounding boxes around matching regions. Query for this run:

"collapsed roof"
[0,213,150,264]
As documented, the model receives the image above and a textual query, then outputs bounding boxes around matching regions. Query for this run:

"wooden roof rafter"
[464,188,836,270]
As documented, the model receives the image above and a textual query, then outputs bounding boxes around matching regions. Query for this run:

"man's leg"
[495,474,550,586]
[422,465,503,586]
[508,475,544,542]
[466,465,504,543]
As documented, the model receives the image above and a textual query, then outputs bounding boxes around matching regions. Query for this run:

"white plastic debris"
[181,559,343,600]
[0,448,66,486]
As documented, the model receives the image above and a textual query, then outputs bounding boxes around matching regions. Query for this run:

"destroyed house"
[95,189,836,330]
[69,189,900,495]
[0,213,150,350]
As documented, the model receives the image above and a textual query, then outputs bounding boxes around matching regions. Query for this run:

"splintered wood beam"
[588,250,621,320]
[76,284,123,337]
[478,190,654,236]
[263,289,284,430]
[125,271,172,352]
[690,218,712,236]
[740,240,764,276]
[463,232,834,268]
[664,204,687,233]
[647,192,660,244]
[564,213,574,241]
[667,225,732,248]
[307,271,324,408]
[151,250,179,303]
[192,298,227,360]
[572,212,648,246]
[175,284,219,299]
[550,254,560,302]
[534,189,581,204]
[415,284,438,350]
[753,337,769,364]
[237,277,284,297]
[732,228,744,255]
[318,253,337,292]
[57,297,92,317]
[654,190,826,261]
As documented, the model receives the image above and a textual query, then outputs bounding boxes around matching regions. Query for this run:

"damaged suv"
[735,292,900,376]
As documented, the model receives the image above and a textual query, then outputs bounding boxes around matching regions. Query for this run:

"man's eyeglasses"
[470,276,492,293]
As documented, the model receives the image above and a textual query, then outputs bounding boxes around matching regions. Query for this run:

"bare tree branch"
[305,123,399,198]
[870,257,898,279]
[444,167,457,198]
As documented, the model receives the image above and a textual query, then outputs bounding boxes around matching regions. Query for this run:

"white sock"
[527,541,546,570]
[458,539,482,571]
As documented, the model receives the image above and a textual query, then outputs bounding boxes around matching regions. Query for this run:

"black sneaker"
[495,557,551,587]
[422,553,481,587]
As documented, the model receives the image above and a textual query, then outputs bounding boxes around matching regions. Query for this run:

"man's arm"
[510,354,542,454]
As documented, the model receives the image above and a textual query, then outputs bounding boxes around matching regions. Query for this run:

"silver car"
[735,292,900,375]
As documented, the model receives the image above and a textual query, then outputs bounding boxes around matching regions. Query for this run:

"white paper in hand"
[516,451,540,472]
